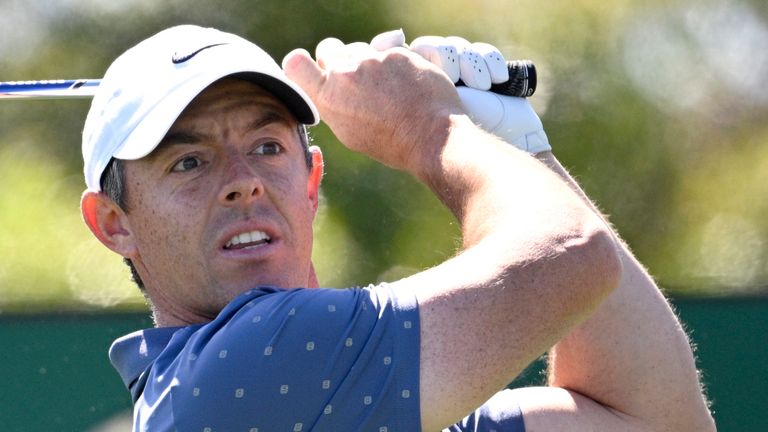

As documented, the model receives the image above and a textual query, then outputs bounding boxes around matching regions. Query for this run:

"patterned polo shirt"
[109,284,525,431]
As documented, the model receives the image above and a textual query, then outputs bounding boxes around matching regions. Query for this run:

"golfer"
[81,25,714,431]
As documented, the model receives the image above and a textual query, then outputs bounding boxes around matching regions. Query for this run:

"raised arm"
[283,42,621,431]
[509,152,717,432]
[387,32,716,430]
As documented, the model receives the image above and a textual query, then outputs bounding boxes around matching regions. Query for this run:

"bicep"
[395,240,606,431]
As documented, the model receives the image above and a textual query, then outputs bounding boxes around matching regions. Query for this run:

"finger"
[282,48,325,102]
[345,41,375,57]
[410,36,460,83]
[457,86,504,130]
[315,37,345,69]
[449,37,491,90]
[370,29,407,51]
[472,42,509,84]
[316,39,376,72]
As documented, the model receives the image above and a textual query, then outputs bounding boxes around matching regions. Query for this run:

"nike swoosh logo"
[171,43,228,64]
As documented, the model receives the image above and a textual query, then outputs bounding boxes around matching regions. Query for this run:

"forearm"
[409,119,623,430]
[537,152,715,431]
[418,116,595,250]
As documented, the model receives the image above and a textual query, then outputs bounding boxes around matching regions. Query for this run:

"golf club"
[0,60,535,100]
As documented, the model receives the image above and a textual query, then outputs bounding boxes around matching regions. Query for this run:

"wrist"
[413,114,504,224]
[405,112,475,185]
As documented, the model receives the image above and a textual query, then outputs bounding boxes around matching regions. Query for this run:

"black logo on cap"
[172,43,228,64]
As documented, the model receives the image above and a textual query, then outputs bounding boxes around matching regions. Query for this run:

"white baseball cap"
[82,25,319,191]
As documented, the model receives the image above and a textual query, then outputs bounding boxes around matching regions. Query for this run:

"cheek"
[271,171,316,234]
[127,181,202,261]
[132,206,192,257]
[287,175,317,220]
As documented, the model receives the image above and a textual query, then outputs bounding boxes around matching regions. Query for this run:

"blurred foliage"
[0,0,766,311]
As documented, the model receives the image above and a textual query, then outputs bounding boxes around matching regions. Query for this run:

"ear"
[80,191,138,259]
[306,145,324,212]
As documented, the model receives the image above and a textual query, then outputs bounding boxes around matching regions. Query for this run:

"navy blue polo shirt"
[109,284,525,431]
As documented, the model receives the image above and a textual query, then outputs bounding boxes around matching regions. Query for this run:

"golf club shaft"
[1,60,536,100]
[0,79,101,99]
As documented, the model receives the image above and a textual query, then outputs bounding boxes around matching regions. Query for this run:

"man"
[81,25,714,431]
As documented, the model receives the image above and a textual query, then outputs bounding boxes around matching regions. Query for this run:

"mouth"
[223,230,272,250]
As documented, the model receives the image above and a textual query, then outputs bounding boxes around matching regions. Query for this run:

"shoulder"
[136,285,422,430]
[209,284,418,336]
[183,284,420,376]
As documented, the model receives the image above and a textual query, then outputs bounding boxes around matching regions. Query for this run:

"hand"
[457,87,551,153]
[370,30,551,154]
[282,37,466,174]
[371,30,509,90]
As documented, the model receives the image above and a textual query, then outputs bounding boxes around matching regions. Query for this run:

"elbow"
[571,219,623,302]
[655,411,717,432]
[699,414,718,432]
[704,415,718,432]
[671,404,718,432]
[590,224,622,296]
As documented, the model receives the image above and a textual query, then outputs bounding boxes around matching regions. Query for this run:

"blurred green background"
[0,0,766,430]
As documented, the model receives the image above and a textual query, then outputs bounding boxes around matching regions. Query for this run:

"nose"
[218,155,263,206]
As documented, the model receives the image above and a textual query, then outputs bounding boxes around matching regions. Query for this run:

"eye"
[254,141,282,155]
[171,155,203,172]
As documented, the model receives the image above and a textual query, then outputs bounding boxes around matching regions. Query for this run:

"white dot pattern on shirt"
[165,288,418,430]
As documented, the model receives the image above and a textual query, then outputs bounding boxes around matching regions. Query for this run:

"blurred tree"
[0,0,766,311]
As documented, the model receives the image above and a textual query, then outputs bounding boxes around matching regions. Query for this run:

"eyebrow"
[155,109,293,152]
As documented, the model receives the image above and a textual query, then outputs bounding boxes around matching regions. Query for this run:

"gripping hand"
[370,29,551,154]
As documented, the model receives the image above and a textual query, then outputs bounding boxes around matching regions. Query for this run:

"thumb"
[282,48,325,101]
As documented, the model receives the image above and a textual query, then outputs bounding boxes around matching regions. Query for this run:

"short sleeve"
[138,284,421,431]
[444,390,526,432]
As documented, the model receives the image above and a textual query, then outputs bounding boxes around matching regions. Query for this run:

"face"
[118,79,321,324]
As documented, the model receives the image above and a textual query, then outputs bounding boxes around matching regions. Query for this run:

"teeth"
[225,230,270,249]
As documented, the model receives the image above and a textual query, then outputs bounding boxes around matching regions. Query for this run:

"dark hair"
[100,125,313,291]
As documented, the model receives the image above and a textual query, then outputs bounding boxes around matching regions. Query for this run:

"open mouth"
[224,230,271,250]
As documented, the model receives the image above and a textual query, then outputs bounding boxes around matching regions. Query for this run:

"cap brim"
[231,72,317,125]
[113,70,318,161]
